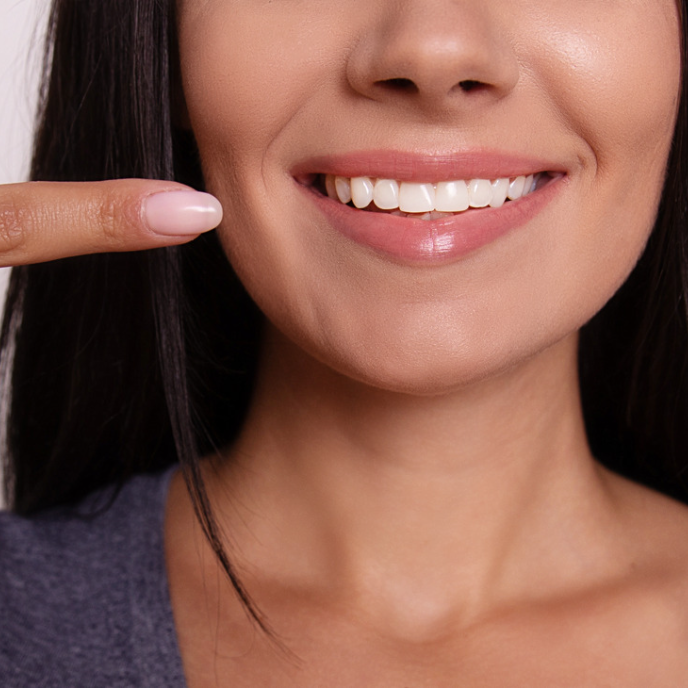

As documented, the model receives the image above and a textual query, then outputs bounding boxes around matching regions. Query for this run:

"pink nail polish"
[143,191,223,236]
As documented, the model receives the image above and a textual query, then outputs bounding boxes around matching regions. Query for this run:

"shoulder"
[0,469,171,591]
[603,467,688,567]
[601,468,688,640]
[0,469,179,688]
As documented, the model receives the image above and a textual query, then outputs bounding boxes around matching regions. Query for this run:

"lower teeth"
[390,210,457,220]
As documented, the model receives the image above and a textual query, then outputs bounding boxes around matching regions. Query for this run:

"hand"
[0,179,223,267]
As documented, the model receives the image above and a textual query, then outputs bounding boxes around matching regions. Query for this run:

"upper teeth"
[325,174,538,213]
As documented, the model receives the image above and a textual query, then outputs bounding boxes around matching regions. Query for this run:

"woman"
[2,0,688,684]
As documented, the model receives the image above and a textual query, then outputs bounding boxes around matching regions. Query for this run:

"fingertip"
[142,190,223,236]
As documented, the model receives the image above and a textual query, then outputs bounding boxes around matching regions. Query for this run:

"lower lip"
[302,176,565,265]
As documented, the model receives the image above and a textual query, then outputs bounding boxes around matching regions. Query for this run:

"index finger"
[0,179,223,267]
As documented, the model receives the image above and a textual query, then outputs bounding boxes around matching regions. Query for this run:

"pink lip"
[293,150,567,265]
[292,149,566,183]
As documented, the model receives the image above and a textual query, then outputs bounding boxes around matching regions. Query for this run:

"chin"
[288,322,565,399]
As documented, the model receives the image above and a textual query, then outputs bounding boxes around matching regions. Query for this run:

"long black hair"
[1,0,688,625]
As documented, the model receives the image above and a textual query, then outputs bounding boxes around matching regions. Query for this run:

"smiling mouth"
[310,172,554,220]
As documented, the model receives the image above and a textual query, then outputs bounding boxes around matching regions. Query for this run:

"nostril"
[458,80,484,93]
[375,77,419,94]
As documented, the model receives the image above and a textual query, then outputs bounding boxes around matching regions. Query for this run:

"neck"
[208,326,621,633]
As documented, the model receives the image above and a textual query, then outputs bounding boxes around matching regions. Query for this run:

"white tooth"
[435,180,469,212]
[423,211,453,221]
[325,175,338,200]
[399,182,436,213]
[467,179,493,208]
[507,176,526,201]
[335,176,352,204]
[524,174,535,195]
[373,179,400,210]
[489,178,510,208]
[350,176,374,208]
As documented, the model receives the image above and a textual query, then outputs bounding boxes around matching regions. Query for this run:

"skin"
[0,179,212,264]
[1,0,686,683]
[164,0,688,685]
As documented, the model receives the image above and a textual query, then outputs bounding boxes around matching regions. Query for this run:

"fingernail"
[143,191,223,236]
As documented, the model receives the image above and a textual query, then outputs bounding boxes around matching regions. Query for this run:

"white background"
[0,0,48,503]
[0,0,49,296]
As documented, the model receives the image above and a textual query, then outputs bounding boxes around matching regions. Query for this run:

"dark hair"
[1,0,687,625]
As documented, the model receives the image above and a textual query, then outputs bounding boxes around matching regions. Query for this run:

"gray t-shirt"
[0,468,187,687]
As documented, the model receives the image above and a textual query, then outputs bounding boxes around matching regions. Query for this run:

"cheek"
[526,1,680,173]
[177,3,344,160]
[177,2,351,283]
[517,0,681,317]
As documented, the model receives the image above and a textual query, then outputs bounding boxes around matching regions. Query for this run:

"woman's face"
[176,0,681,393]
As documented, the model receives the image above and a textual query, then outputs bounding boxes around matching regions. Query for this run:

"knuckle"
[95,186,141,249]
[0,200,28,255]
[96,192,124,246]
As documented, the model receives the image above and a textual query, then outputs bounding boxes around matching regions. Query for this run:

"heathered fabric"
[0,468,187,688]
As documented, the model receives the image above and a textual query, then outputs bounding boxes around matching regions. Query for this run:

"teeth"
[507,176,526,200]
[351,176,374,208]
[489,178,510,209]
[467,179,493,208]
[324,172,543,215]
[325,174,338,200]
[420,211,454,221]
[392,210,454,221]
[435,180,469,212]
[399,182,435,213]
[373,179,400,210]
[335,176,352,204]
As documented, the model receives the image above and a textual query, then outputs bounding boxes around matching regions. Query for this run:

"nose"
[346,0,519,112]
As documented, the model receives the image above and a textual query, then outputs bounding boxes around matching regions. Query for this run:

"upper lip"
[292,149,567,183]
